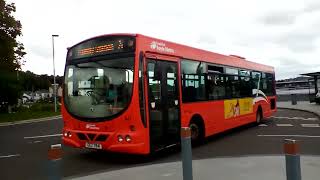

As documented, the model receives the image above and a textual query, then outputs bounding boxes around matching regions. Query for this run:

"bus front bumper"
[62,136,148,154]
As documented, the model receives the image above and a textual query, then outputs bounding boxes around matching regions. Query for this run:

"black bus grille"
[77,133,87,140]
[87,134,96,141]
[95,135,109,142]
[76,133,108,142]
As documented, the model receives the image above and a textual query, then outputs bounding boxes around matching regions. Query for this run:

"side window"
[252,71,261,91]
[181,60,206,102]
[225,75,240,98]
[207,73,225,100]
[239,70,251,97]
[260,72,267,92]
[265,73,275,96]
[239,76,252,97]
[225,68,238,75]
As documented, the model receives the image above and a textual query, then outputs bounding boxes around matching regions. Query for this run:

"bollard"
[284,139,301,180]
[181,127,193,180]
[47,144,63,180]
[291,94,297,105]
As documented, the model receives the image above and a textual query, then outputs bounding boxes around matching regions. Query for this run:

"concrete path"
[277,101,320,117]
[66,155,320,180]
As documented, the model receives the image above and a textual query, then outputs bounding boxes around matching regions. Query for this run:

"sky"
[8,0,320,80]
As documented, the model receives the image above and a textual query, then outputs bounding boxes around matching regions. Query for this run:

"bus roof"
[68,33,274,73]
[136,34,274,73]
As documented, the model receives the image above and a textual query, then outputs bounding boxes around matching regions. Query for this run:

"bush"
[29,102,60,112]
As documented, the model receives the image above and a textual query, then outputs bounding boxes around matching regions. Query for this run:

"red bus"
[62,33,277,154]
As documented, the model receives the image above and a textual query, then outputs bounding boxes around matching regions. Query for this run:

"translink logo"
[150,41,175,54]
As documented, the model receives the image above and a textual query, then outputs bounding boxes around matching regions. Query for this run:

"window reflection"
[64,57,134,119]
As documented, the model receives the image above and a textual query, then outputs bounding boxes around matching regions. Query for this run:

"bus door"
[146,58,180,151]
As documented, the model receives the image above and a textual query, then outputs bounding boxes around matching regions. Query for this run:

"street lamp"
[52,34,59,112]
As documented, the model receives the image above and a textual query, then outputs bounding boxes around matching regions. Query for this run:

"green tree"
[0,0,26,109]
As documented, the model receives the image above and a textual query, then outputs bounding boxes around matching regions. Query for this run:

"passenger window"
[207,74,225,100]
[181,60,206,102]
[225,75,240,98]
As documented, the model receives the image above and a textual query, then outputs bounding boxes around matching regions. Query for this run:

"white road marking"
[162,173,174,177]
[258,135,320,138]
[306,118,319,121]
[0,154,20,159]
[28,140,43,144]
[276,124,294,127]
[259,124,268,127]
[24,133,62,139]
[301,124,320,128]
[51,144,62,149]
[271,116,319,121]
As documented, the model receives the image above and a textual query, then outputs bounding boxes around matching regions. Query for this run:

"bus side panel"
[180,96,278,138]
[181,100,219,138]
[263,96,277,119]
[181,100,243,137]
[253,95,277,121]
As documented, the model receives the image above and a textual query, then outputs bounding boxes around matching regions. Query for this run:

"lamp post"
[52,34,59,112]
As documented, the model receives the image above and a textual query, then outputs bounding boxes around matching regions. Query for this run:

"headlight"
[125,135,132,142]
[117,135,124,142]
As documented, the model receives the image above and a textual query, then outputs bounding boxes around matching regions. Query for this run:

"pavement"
[66,155,320,180]
[277,101,320,117]
[66,101,320,180]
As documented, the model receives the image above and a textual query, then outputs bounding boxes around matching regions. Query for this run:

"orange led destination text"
[78,44,115,56]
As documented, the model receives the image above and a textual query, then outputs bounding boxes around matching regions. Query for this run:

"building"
[276,76,314,102]
[49,85,63,97]
[300,72,320,104]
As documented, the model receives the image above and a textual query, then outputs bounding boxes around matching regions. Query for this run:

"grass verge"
[0,103,61,123]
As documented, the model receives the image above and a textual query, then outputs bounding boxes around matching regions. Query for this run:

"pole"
[181,127,193,180]
[284,139,301,180]
[52,35,58,112]
[47,144,63,180]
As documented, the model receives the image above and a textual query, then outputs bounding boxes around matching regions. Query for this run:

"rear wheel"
[189,120,204,145]
[256,109,262,124]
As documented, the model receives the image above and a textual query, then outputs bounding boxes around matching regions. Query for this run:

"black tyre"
[189,121,204,144]
[256,109,262,124]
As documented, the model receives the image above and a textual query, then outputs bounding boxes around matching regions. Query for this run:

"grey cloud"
[260,11,298,25]
[28,43,51,59]
[271,57,320,80]
[275,32,317,52]
[259,2,320,26]
[197,34,216,44]
[303,2,320,13]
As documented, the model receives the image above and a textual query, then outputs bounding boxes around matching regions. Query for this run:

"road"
[0,109,320,180]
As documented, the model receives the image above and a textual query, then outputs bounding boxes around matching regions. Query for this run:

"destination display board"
[68,36,135,60]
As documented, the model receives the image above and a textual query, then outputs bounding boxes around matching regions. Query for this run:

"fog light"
[125,135,132,142]
[117,135,124,142]
[67,132,72,137]
[64,132,68,137]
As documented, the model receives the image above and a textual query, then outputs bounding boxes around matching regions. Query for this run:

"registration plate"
[85,142,102,149]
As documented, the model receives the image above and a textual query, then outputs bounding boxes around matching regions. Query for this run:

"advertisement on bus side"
[224,98,253,119]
